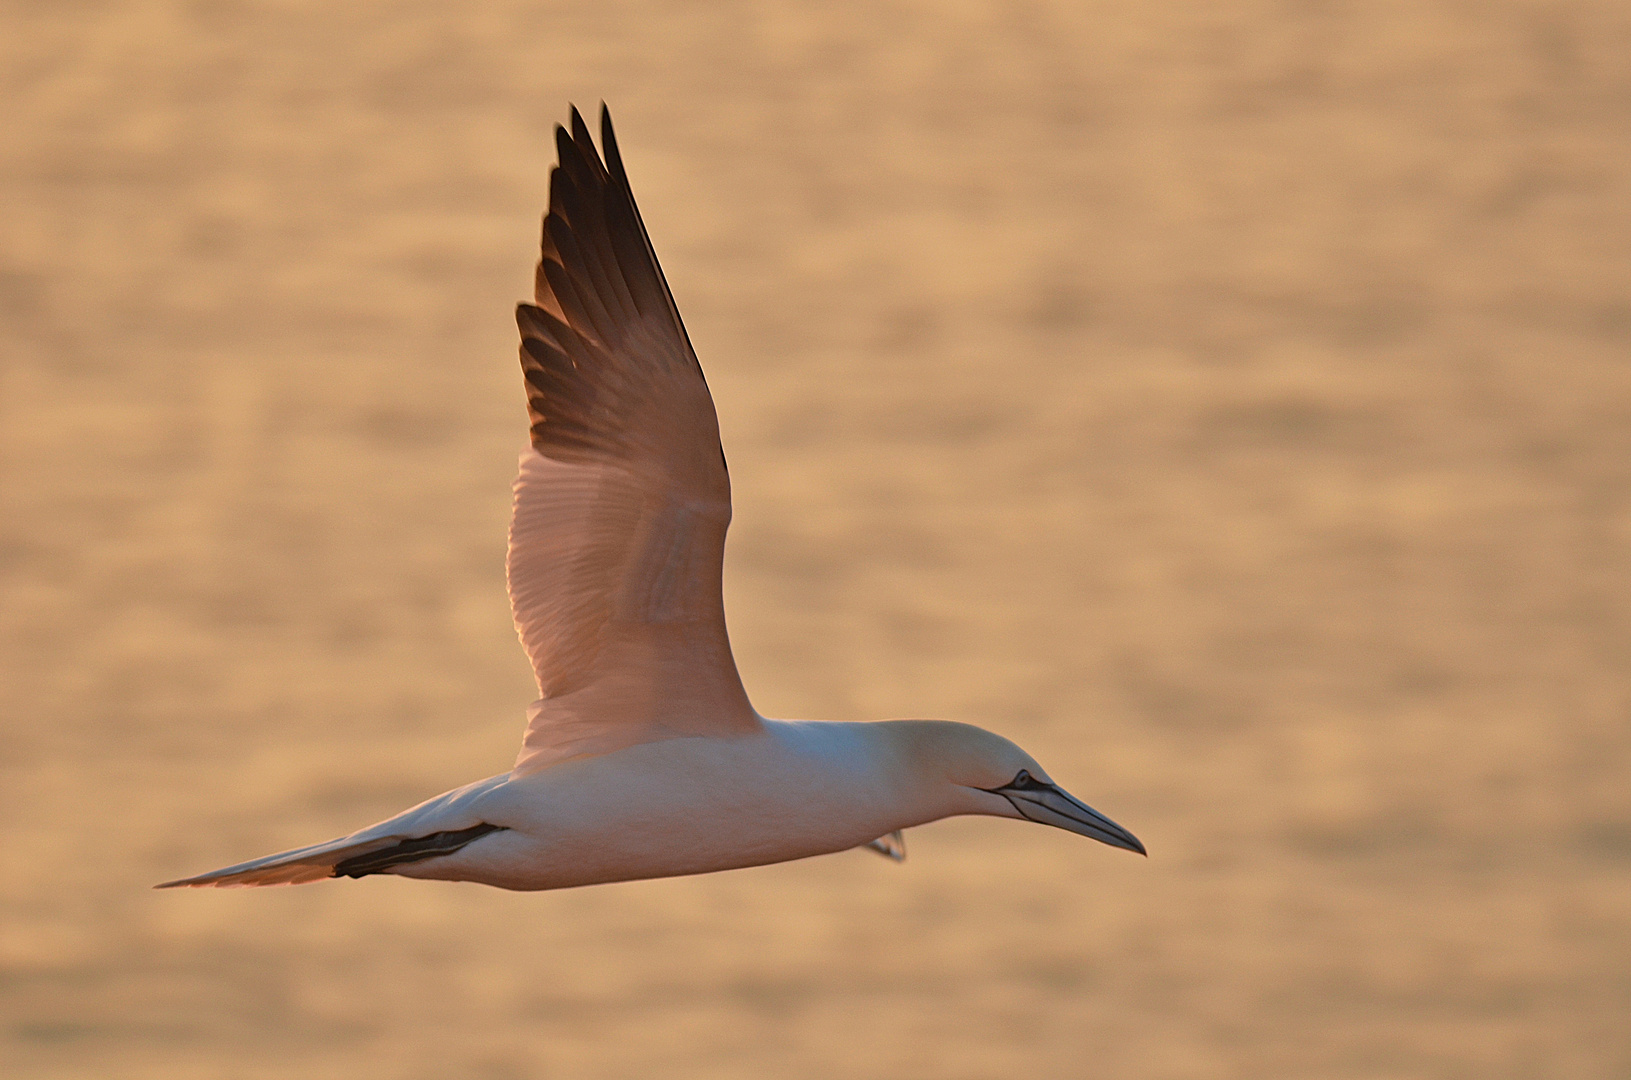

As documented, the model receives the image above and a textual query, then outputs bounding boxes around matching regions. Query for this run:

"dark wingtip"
[569,104,595,156]
[331,823,508,880]
[600,103,625,179]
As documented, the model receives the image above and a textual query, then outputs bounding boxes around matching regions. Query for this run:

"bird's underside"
[156,728,924,890]
[332,825,903,880]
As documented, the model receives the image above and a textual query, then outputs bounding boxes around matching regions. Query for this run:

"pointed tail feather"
[157,773,515,889]
[154,834,403,889]
[156,823,512,889]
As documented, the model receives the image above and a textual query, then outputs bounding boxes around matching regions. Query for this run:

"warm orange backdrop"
[4,2,1629,1077]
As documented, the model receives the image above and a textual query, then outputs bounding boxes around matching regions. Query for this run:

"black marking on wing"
[331,823,508,880]
[517,104,720,471]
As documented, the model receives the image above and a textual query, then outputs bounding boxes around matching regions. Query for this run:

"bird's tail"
[156,822,510,888]
[154,833,401,888]
[156,773,514,889]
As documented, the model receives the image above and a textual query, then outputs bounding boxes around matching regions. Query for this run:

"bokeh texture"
[4,1,1630,1077]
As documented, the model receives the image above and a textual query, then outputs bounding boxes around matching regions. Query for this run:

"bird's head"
[882,719,1145,855]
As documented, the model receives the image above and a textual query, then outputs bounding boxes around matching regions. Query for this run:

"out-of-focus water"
[3,3,1628,1077]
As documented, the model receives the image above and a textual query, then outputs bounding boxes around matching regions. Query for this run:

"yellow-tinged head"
[879,719,1146,855]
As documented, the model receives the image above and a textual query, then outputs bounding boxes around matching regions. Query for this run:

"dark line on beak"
[982,771,1146,856]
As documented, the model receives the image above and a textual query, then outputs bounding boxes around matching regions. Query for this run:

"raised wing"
[506,105,760,774]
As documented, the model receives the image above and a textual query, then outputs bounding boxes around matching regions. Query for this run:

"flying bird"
[157,105,1143,892]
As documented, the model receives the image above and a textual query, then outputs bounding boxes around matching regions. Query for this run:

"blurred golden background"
[4,1,1629,1077]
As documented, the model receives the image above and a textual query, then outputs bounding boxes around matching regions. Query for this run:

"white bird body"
[169,720,1049,890]
[397,721,979,891]
[157,106,1142,893]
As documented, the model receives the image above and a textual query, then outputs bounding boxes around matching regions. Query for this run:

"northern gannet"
[157,106,1143,892]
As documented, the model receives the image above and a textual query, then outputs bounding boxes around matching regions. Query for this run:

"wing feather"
[507,105,759,773]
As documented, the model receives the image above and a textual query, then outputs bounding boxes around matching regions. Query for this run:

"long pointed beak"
[985,771,1146,855]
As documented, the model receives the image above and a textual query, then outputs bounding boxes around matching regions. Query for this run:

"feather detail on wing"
[507,105,760,774]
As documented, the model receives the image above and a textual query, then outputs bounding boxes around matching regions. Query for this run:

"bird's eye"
[1011,770,1034,788]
